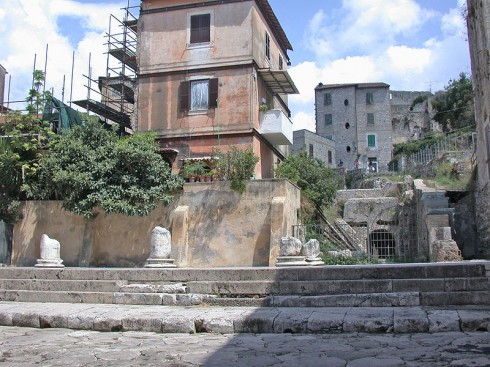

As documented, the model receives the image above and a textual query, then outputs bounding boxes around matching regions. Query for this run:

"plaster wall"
[467,0,490,258]
[10,179,300,268]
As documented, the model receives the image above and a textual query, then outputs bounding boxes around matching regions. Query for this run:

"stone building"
[467,0,490,258]
[291,129,336,167]
[315,83,392,172]
[390,90,433,144]
[315,83,434,172]
[136,0,298,178]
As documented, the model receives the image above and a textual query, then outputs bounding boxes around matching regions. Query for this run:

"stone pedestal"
[35,234,64,268]
[276,255,309,267]
[145,227,176,268]
[276,237,308,266]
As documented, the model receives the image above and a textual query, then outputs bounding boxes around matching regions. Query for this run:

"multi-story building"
[0,64,6,114]
[315,83,392,172]
[467,0,490,258]
[291,129,336,168]
[314,83,433,172]
[135,0,298,178]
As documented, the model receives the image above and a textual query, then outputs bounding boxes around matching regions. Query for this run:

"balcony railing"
[259,109,293,146]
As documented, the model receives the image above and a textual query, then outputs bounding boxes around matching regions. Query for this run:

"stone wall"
[291,129,336,167]
[10,179,300,268]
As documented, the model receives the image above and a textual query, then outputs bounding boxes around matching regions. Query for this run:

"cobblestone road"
[0,326,489,366]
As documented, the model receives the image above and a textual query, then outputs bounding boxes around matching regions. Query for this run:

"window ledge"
[188,110,211,116]
[187,42,213,50]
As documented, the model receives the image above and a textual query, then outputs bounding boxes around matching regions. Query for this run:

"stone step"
[0,262,487,282]
[420,291,490,306]
[0,289,218,306]
[0,279,128,292]
[186,277,490,296]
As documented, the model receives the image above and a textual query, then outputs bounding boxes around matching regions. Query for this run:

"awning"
[258,69,299,95]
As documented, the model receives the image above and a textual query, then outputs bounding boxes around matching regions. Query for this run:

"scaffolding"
[73,0,139,131]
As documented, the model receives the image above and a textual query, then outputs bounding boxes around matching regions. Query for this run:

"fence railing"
[401,132,476,173]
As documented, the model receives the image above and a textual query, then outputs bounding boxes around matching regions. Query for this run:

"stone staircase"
[0,261,489,308]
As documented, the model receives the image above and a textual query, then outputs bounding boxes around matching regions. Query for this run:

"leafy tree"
[0,70,54,223]
[28,120,184,218]
[431,73,475,132]
[275,152,340,213]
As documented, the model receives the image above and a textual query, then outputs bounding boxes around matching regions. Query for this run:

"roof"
[255,0,292,52]
[315,82,390,90]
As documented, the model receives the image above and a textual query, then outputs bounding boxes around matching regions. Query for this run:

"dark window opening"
[190,14,211,44]
[367,113,374,125]
[366,92,374,104]
[309,144,314,157]
[346,146,351,153]
[265,32,270,61]
[369,230,396,259]
[345,122,350,129]
[328,150,332,164]
[279,55,284,70]
[344,99,349,106]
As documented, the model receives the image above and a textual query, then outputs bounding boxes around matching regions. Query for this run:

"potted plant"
[180,161,206,183]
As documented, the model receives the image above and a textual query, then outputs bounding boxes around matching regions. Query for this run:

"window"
[328,150,332,164]
[325,114,332,126]
[309,144,314,157]
[367,113,374,125]
[324,93,332,105]
[190,14,211,44]
[279,55,284,70]
[326,135,333,140]
[346,146,351,153]
[179,78,218,112]
[344,99,349,106]
[368,134,376,148]
[265,32,270,61]
[366,92,374,104]
[345,122,350,129]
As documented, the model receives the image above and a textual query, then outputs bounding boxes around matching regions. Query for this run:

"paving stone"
[458,309,490,332]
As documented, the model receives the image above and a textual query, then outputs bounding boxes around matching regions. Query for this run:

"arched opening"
[369,230,396,259]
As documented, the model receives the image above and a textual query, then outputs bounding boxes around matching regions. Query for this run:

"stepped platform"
[0,262,488,334]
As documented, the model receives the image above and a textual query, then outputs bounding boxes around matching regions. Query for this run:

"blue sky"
[1,0,470,131]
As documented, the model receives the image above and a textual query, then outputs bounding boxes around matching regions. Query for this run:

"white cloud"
[292,111,316,132]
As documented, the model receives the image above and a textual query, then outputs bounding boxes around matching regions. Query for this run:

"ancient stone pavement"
[0,326,489,366]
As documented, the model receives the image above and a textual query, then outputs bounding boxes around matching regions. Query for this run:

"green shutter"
[368,134,376,147]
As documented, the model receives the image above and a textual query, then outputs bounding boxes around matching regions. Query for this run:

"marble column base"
[35,259,64,268]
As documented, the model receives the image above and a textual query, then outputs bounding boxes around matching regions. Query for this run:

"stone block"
[393,308,429,333]
[430,240,462,262]
[233,309,277,333]
[427,310,460,332]
[121,317,162,333]
[12,312,40,328]
[343,308,394,333]
[273,309,312,334]
[458,310,490,332]
[307,309,346,333]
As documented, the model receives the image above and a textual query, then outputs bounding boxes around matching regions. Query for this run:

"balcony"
[259,109,293,145]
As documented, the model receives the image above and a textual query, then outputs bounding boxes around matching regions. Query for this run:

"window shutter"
[179,81,190,111]
[209,78,219,108]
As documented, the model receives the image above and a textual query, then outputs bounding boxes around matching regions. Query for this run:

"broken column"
[275,237,308,266]
[35,234,64,268]
[144,226,176,268]
[302,239,324,266]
